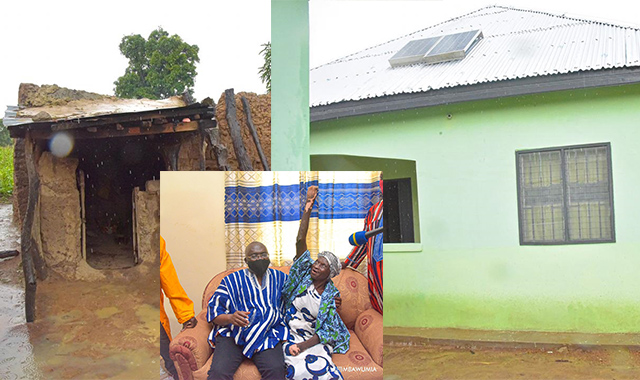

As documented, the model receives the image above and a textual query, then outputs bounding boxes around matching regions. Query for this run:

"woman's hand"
[305,186,318,212]
[288,344,301,356]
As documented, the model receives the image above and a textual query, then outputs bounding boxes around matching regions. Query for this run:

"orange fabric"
[160,236,195,340]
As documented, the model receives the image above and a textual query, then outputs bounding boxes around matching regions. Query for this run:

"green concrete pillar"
[271,0,310,171]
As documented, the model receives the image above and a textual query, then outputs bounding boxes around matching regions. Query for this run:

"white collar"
[246,267,270,290]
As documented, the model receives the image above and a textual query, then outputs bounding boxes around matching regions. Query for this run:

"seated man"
[206,241,288,380]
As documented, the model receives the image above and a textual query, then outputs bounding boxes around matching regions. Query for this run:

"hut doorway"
[75,135,165,269]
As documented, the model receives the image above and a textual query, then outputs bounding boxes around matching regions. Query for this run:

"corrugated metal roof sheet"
[310,6,640,107]
[3,96,188,127]
[3,106,32,126]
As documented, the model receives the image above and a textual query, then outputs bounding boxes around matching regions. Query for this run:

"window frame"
[515,142,616,246]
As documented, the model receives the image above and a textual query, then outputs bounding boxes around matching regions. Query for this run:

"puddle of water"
[0,203,36,380]
[95,306,122,319]
[136,303,162,342]
[0,285,41,380]
[0,203,20,251]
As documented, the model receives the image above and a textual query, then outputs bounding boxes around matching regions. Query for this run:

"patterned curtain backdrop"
[224,171,382,269]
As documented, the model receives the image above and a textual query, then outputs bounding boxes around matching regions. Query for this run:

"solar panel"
[388,29,483,67]
[425,30,483,64]
[389,36,441,67]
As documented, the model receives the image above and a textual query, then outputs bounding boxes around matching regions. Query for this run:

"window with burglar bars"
[516,143,615,245]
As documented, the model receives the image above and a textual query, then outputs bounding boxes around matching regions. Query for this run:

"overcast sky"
[0,0,269,111]
[310,0,640,68]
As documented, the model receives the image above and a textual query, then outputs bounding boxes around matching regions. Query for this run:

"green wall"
[310,84,640,333]
[311,154,421,243]
[271,0,310,171]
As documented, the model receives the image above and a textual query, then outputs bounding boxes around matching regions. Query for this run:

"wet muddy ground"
[0,202,160,379]
[384,343,640,380]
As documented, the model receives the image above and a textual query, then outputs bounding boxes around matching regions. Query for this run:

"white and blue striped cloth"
[224,171,382,268]
[207,268,290,358]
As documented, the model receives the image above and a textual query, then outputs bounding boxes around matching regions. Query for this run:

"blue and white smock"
[207,268,289,358]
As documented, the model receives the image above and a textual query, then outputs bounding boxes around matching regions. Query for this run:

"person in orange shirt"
[161,236,197,379]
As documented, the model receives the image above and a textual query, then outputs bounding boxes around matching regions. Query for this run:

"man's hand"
[230,311,251,327]
[341,260,348,270]
[288,343,301,356]
[334,296,342,309]
[182,316,198,330]
[305,186,319,212]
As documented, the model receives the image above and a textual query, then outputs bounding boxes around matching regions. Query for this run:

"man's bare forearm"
[212,314,232,326]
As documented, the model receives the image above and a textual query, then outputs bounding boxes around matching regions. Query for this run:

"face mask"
[248,258,270,277]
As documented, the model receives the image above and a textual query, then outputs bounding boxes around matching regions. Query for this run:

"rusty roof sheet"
[7,96,188,126]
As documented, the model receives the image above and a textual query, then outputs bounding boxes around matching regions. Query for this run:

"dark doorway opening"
[74,135,165,269]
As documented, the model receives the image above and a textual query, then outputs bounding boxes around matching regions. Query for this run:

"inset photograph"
[160,171,383,379]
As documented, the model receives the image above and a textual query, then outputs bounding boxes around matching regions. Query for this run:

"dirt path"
[0,202,160,379]
[384,343,640,380]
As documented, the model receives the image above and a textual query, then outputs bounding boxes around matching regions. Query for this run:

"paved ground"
[384,342,640,380]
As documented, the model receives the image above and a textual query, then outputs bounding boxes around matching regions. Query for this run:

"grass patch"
[0,145,14,202]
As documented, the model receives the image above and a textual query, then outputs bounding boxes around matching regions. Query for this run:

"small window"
[384,178,415,243]
[516,143,615,245]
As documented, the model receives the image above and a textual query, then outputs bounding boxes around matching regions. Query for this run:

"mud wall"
[177,132,204,171]
[135,180,160,266]
[12,138,28,226]
[18,83,111,108]
[215,92,271,171]
[37,152,82,279]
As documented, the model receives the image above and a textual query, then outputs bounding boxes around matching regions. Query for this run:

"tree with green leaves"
[114,27,199,100]
[0,120,11,147]
[259,42,271,93]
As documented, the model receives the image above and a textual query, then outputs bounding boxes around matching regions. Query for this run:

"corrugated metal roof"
[310,6,640,107]
[3,96,188,127]
[3,106,32,126]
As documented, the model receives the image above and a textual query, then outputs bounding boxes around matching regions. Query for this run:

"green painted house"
[310,6,640,340]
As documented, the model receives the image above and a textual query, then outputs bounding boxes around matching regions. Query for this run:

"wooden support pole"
[21,135,44,322]
[162,144,181,171]
[225,89,253,171]
[0,250,19,259]
[202,127,230,171]
[241,96,270,171]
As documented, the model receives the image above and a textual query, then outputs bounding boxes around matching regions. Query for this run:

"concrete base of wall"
[385,327,640,348]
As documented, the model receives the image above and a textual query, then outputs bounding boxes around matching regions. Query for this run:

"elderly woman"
[281,186,350,380]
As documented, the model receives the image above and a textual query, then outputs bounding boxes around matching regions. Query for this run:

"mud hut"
[4,84,269,320]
